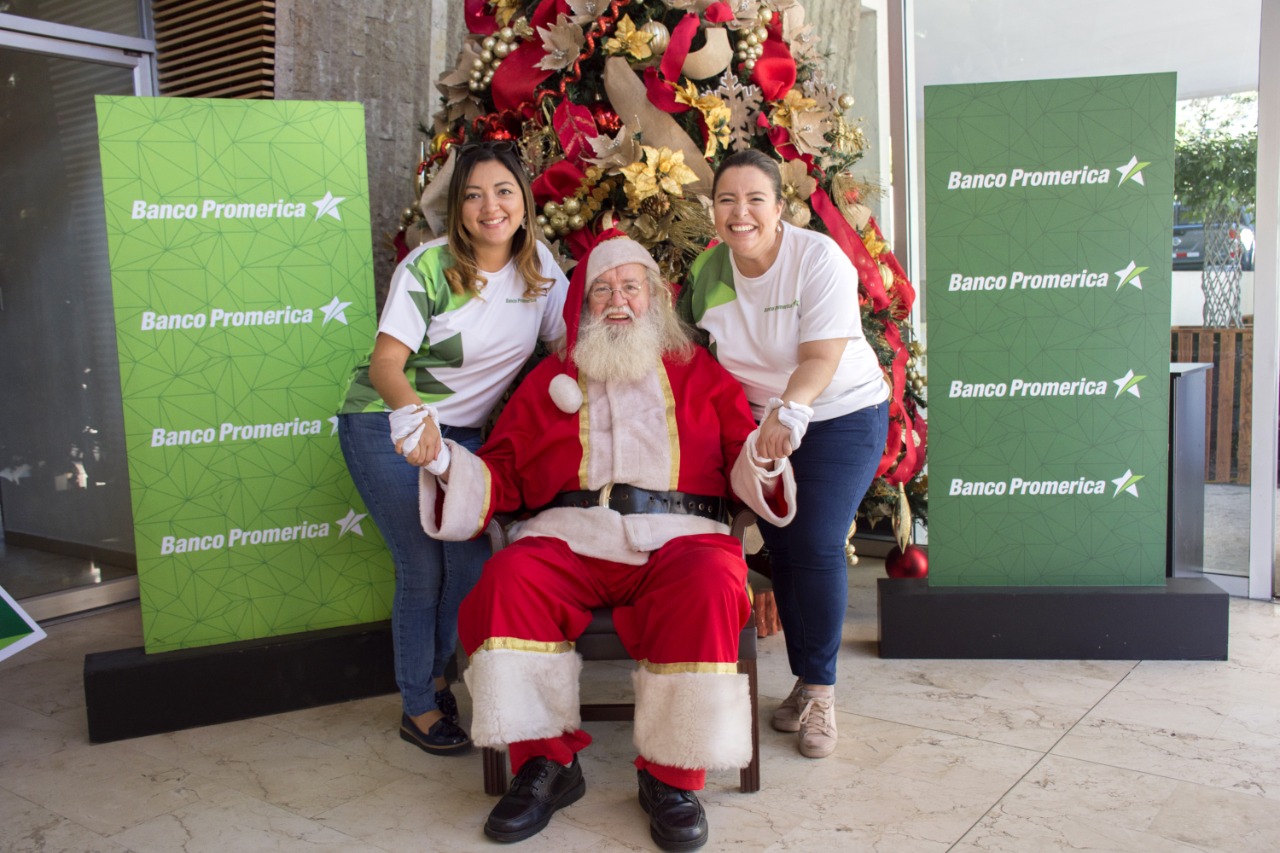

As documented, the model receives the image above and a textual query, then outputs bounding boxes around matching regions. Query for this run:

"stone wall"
[275,0,464,296]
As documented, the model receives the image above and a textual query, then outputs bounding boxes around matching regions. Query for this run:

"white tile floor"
[2,559,1278,853]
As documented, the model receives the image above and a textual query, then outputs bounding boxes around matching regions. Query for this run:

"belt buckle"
[598,482,614,509]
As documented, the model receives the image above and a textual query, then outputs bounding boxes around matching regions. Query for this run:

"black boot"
[484,756,586,843]
[637,769,708,851]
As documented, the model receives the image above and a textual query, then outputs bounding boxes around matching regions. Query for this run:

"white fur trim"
[730,433,797,527]
[419,441,490,540]
[511,506,729,565]
[463,648,583,748]
[632,668,752,771]
[584,373,673,491]
[549,373,583,414]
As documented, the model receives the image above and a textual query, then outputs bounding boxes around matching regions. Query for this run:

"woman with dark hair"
[336,142,568,754]
[680,149,889,759]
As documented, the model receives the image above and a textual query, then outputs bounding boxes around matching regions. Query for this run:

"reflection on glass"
[5,0,142,38]
[0,47,137,598]
[912,0,1261,582]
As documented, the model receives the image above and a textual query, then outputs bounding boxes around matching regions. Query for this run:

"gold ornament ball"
[482,36,497,51]
[562,198,581,216]
[758,7,774,24]
[838,94,855,110]
[640,21,670,55]
[494,42,511,58]
[431,133,453,155]
[744,59,756,71]
[542,225,557,240]
[544,201,560,217]
[499,26,515,42]
[550,213,569,230]
[754,26,768,41]
[568,214,585,230]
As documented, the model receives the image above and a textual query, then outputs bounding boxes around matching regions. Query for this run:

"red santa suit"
[419,242,795,793]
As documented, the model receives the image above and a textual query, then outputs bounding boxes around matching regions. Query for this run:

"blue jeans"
[338,412,491,716]
[757,401,889,686]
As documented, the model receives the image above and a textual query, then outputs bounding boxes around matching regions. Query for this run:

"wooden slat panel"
[1213,332,1235,480]
[154,0,275,99]
[1172,327,1252,485]
[1237,329,1253,483]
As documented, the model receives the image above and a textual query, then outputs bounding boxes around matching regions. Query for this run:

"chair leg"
[482,746,508,795]
[738,657,760,793]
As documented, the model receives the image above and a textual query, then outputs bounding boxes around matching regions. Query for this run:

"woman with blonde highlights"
[336,141,568,755]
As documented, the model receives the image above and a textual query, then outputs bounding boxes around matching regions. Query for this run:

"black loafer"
[435,685,460,726]
[484,755,586,843]
[399,712,471,755]
[637,769,708,851]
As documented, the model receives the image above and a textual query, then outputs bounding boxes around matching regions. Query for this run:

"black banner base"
[877,577,1228,660]
[84,621,403,743]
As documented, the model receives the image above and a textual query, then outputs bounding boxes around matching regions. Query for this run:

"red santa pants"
[459,532,751,791]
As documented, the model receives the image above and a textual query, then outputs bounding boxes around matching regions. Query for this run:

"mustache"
[599,304,637,320]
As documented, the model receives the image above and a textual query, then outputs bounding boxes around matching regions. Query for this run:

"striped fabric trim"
[475,637,575,654]
[637,659,739,675]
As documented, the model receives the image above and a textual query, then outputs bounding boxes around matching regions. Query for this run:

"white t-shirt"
[685,223,889,421]
[340,238,568,427]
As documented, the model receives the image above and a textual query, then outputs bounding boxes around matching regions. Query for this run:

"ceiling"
[912,0,1263,101]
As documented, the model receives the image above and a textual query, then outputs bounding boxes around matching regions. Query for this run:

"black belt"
[543,486,724,521]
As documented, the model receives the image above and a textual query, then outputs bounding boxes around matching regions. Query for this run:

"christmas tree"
[399,0,927,542]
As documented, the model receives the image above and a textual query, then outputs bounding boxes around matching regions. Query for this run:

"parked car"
[1172,203,1254,271]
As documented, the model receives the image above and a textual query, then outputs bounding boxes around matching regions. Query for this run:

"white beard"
[573,308,663,384]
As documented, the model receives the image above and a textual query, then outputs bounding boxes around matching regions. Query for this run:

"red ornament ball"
[590,103,622,134]
[884,544,928,579]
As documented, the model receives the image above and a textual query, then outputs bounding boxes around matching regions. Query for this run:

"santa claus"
[414,234,795,851]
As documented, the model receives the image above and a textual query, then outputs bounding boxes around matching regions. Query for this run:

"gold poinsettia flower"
[778,160,817,202]
[702,104,733,159]
[771,89,820,130]
[604,14,653,61]
[674,82,734,158]
[619,146,698,210]
[490,0,521,27]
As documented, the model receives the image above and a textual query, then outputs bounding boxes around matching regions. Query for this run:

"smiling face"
[712,165,785,276]
[586,262,652,325]
[458,159,525,267]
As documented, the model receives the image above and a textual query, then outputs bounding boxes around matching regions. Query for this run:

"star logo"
[312,191,346,221]
[336,508,368,537]
[1113,369,1146,398]
[328,416,340,437]
[1116,155,1150,186]
[320,296,352,325]
[1114,260,1148,291]
[1111,469,1144,499]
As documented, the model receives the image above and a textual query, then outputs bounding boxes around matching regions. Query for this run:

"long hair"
[444,142,552,299]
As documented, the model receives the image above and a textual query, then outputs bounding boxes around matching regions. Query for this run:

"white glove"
[388,403,442,461]
[764,397,815,450]
[424,440,451,475]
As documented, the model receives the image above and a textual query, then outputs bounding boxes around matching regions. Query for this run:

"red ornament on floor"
[884,544,928,579]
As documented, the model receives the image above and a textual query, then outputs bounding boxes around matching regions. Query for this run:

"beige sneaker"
[770,678,805,732]
[797,690,837,758]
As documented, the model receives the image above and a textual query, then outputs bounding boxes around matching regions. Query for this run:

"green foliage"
[1174,129,1257,222]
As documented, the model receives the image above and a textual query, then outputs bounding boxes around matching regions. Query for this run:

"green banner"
[96,97,392,651]
[925,73,1175,587]
[0,584,46,662]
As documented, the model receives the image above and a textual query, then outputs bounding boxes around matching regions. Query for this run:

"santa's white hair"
[573,269,694,383]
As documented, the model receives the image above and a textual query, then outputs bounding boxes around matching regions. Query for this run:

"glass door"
[890,0,1274,599]
[0,21,154,617]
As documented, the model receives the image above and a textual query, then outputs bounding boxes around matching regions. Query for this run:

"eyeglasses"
[588,283,646,301]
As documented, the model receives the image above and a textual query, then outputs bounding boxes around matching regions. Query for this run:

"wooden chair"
[473,507,761,795]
